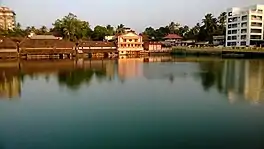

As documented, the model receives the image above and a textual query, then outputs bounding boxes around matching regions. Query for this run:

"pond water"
[0,57,264,149]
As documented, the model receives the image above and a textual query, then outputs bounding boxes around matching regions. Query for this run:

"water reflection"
[0,61,21,99]
[57,59,115,90]
[118,58,144,81]
[1,57,264,104]
[199,59,264,104]
[143,57,201,83]
[233,60,264,104]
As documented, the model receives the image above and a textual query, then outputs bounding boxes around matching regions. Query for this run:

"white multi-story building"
[0,6,16,30]
[226,4,264,47]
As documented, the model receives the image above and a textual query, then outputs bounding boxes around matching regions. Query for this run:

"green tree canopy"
[1,11,227,43]
[168,22,180,34]
[143,12,227,42]
[116,24,125,34]
[52,13,92,41]
[57,69,106,90]
[106,25,115,36]
[92,25,109,41]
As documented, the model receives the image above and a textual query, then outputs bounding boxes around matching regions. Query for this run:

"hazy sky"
[1,0,263,32]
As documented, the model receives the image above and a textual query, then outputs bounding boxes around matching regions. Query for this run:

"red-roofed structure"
[164,34,183,46]
[164,34,182,39]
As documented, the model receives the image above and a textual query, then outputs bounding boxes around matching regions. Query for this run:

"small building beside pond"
[164,34,183,46]
[104,36,116,41]
[19,39,75,59]
[213,35,225,46]
[144,42,162,51]
[77,41,117,57]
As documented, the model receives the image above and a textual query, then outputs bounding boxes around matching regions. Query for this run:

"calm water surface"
[0,57,264,149]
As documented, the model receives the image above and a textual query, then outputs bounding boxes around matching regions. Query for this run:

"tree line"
[143,12,226,43]
[0,12,226,43]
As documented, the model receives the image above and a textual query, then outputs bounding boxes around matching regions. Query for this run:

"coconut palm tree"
[217,12,227,35]
[16,23,21,29]
[39,26,48,34]
[202,14,218,31]
[202,13,218,42]
[116,24,125,34]
[168,22,180,34]
[218,12,227,26]
[106,25,115,35]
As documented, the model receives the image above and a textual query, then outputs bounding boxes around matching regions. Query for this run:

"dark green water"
[0,57,264,149]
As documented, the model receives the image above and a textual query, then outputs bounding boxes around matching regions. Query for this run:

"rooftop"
[28,33,62,40]
[20,39,75,49]
[164,34,183,39]
[228,4,264,11]
[0,37,17,49]
[0,6,16,15]
[10,37,26,43]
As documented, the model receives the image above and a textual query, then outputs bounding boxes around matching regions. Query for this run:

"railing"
[251,25,262,27]
[119,42,144,44]
[250,11,263,14]
[148,48,172,53]
[251,18,262,21]
[251,31,262,34]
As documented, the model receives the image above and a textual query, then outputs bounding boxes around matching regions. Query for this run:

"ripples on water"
[0,56,264,149]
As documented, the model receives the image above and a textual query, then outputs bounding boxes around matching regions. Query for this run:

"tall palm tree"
[16,23,21,29]
[202,14,218,42]
[106,25,112,30]
[39,26,48,34]
[106,25,114,35]
[202,14,217,31]
[116,24,125,34]
[218,12,227,26]
[168,22,180,34]
[30,26,37,32]
[217,12,227,35]
[117,24,125,29]
[178,25,189,36]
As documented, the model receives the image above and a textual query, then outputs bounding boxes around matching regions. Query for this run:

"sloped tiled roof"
[0,37,17,49]
[29,35,62,40]
[164,34,182,39]
[10,37,25,43]
[20,39,75,49]
[0,7,15,14]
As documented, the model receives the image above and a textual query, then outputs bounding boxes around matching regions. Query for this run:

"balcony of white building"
[250,9,264,15]
[250,29,263,35]
[251,22,263,28]
[251,15,263,22]
[250,35,262,40]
